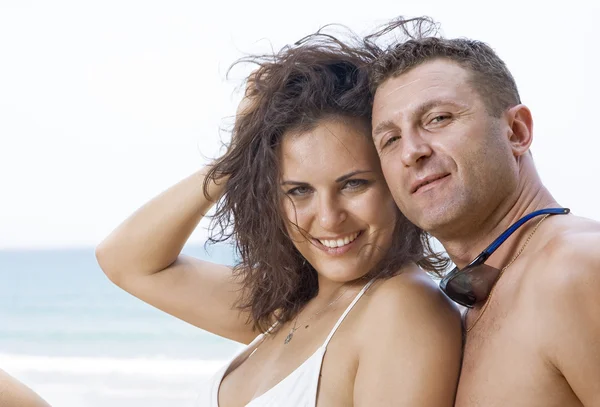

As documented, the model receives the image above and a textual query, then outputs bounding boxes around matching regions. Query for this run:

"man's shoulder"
[525,215,600,394]
[538,214,600,275]
[530,214,600,306]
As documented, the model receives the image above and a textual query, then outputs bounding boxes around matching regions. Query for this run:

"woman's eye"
[287,186,311,196]
[344,179,369,190]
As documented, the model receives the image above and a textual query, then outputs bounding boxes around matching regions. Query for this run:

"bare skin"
[0,369,51,407]
[372,58,600,407]
[96,115,462,406]
[218,267,459,407]
[218,120,461,407]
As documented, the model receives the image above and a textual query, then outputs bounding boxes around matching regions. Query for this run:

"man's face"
[371,59,517,237]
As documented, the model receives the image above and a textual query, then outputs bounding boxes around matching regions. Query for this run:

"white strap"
[323,278,376,348]
[265,320,279,334]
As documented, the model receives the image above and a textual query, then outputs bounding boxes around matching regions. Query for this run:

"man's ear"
[506,104,533,156]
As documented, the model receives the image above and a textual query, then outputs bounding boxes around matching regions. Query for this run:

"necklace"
[284,288,348,345]
[465,213,550,333]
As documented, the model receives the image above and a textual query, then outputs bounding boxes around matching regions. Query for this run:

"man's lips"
[410,173,450,194]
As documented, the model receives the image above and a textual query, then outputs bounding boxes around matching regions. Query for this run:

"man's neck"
[439,176,559,269]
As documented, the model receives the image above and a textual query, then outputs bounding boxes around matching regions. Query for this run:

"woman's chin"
[315,265,371,284]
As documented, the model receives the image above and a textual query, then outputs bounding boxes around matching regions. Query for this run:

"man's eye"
[382,135,400,149]
[430,114,451,124]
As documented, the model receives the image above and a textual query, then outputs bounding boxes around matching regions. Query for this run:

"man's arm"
[0,369,51,407]
[353,268,463,407]
[541,234,600,406]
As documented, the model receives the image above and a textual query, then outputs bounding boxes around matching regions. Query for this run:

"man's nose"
[400,131,433,167]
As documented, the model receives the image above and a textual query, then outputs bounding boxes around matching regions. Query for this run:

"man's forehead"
[379,61,467,97]
[373,61,472,118]
[397,58,468,82]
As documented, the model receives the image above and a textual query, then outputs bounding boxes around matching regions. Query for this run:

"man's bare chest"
[455,303,580,407]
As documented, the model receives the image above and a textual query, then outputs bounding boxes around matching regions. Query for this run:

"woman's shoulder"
[366,264,455,308]
[357,263,461,335]
[342,263,463,387]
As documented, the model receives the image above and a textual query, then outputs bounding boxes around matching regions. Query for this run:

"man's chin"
[407,208,460,235]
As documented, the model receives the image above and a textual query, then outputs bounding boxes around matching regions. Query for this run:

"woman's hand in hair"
[231,70,262,146]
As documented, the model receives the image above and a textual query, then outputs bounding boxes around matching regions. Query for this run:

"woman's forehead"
[279,119,379,180]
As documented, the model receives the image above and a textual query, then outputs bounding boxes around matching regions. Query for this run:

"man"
[368,17,600,407]
[0,369,51,407]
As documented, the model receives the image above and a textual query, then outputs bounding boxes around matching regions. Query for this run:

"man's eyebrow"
[373,99,468,138]
[413,99,468,119]
[372,120,398,139]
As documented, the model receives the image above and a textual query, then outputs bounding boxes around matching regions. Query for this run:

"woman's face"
[279,117,398,283]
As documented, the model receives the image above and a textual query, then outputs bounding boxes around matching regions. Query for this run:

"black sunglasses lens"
[446,263,502,307]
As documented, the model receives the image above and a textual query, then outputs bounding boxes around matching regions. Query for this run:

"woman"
[0,369,52,407]
[96,30,462,406]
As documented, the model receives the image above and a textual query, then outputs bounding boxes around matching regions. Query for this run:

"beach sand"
[2,353,226,407]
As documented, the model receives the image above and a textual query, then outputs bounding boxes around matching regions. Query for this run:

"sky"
[1,0,598,250]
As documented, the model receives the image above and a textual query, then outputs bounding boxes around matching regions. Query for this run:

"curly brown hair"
[204,26,446,332]
[364,16,521,117]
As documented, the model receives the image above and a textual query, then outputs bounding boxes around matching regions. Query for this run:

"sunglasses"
[440,207,570,308]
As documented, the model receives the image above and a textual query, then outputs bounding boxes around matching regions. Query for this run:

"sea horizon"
[1,243,243,406]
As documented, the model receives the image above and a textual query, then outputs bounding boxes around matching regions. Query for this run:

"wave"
[0,352,227,376]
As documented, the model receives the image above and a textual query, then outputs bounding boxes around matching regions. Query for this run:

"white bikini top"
[196,278,375,407]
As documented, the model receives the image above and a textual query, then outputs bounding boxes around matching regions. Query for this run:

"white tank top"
[196,279,375,407]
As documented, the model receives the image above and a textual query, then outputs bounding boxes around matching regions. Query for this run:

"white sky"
[1,0,598,250]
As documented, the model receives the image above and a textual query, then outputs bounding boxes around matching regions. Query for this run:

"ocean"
[0,244,243,406]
